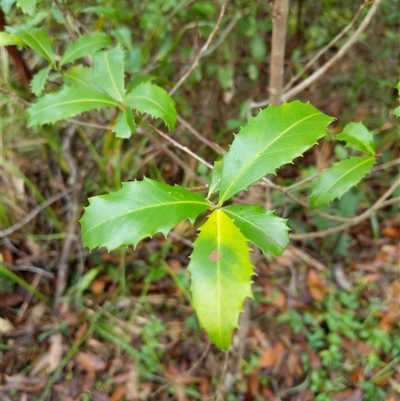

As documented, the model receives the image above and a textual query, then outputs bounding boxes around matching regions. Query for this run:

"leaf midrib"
[103,51,124,102]
[313,156,373,204]
[61,35,108,65]
[20,28,53,62]
[83,199,208,236]
[220,112,320,202]
[126,93,168,115]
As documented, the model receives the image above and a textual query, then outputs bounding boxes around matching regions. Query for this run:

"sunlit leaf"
[219,101,334,204]
[27,85,119,126]
[223,205,289,256]
[310,156,375,209]
[93,45,125,102]
[188,209,254,350]
[80,178,209,251]
[208,159,223,197]
[30,65,51,96]
[14,27,54,64]
[0,32,24,46]
[16,0,36,16]
[113,109,136,138]
[63,65,96,88]
[336,122,375,156]
[125,82,177,131]
[60,33,111,66]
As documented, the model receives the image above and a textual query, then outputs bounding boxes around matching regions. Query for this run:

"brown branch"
[269,0,290,105]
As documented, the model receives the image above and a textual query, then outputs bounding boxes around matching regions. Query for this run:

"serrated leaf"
[30,65,51,96]
[113,109,136,138]
[80,178,209,251]
[223,205,289,256]
[208,159,223,197]
[125,82,177,131]
[219,101,334,204]
[188,209,254,350]
[63,65,95,88]
[336,122,375,156]
[15,27,54,64]
[16,0,36,16]
[27,85,119,127]
[310,156,375,209]
[60,33,112,66]
[0,32,24,46]
[93,45,125,102]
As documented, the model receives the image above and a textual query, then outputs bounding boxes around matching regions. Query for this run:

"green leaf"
[80,178,209,251]
[16,0,37,16]
[336,122,375,156]
[30,65,51,96]
[188,209,254,350]
[113,109,136,138]
[208,159,223,197]
[93,45,125,102]
[63,65,95,88]
[310,156,375,209]
[125,82,177,131]
[394,106,400,118]
[60,33,112,66]
[0,32,24,46]
[223,205,289,256]
[15,27,54,64]
[27,85,119,127]
[219,101,334,204]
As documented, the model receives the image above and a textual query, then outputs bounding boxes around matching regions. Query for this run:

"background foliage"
[1,0,399,400]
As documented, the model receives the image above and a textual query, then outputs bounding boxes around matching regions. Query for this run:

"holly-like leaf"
[60,33,111,66]
[27,85,119,127]
[113,109,136,138]
[14,27,54,64]
[30,65,51,96]
[208,159,223,197]
[188,209,254,350]
[336,122,375,156]
[63,65,96,88]
[16,0,36,16]
[218,101,334,204]
[223,205,289,256]
[93,45,125,102]
[125,82,177,131]
[310,156,375,209]
[80,178,210,251]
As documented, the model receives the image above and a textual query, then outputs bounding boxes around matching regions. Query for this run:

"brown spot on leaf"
[209,251,221,261]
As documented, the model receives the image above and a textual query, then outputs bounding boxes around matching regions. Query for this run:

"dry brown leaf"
[90,278,107,294]
[110,386,125,401]
[0,317,15,334]
[260,341,285,369]
[31,333,63,375]
[307,269,329,301]
[75,352,106,374]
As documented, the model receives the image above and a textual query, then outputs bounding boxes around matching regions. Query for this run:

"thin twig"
[251,0,381,108]
[283,0,369,93]
[169,0,230,95]
[149,124,214,170]
[0,190,72,238]
[290,179,400,240]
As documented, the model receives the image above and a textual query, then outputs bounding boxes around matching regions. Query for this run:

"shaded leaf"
[113,108,136,138]
[30,65,51,96]
[336,122,375,155]
[125,82,177,131]
[60,33,111,66]
[219,101,334,204]
[93,45,125,102]
[188,209,254,350]
[27,85,119,127]
[80,178,209,251]
[310,156,375,209]
[63,65,95,88]
[14,27,54,64]
[208,159,223,197]
[16,0,36,16]
[223,204,289,256]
